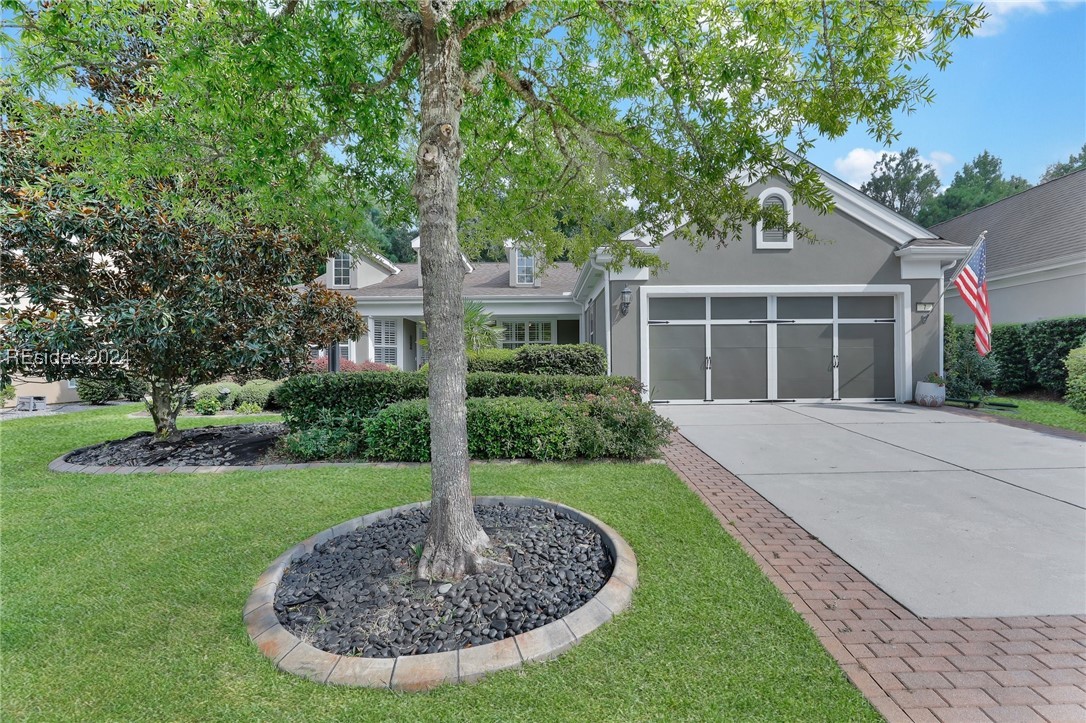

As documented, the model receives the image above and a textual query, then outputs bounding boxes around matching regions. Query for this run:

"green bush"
[2,384,15,403]
[514,343,606,376]
[237,379,279,409]
[1064,348,1086,414]
[192,381,242,409]
[76,378,121,405]
[466,348,517,373]
[278,370,642,430]
[194,397,221,415]
[120,374,149,402]
[990,324,1033,393]
[359,395,672,463]
[1022,317,1086,395]
[1065,347,1086,379]
[945,329,997,400]
[236,401,262,415]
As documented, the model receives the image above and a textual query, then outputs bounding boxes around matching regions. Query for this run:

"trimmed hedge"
[236,379,281,410]
[1065,348,1086,413]
[467,349,517,373]
[358,394,672,463]
[1022,317,1086,395]
[278,370,643,429]
[192,381,242,409]
[76,378,120,405]
[513,344,606,376]
[990,324,1033,393]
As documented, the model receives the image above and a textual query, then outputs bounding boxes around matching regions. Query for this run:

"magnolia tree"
[5,0,983,578]
[0,129,366,439]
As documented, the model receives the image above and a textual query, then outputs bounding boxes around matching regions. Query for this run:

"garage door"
[647,295,896,403]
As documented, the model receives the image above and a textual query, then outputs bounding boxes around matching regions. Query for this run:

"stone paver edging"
[663,432,1086,723]
[244,496,637,691]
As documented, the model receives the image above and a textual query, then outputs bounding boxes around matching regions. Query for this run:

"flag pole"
[943,230,987,294]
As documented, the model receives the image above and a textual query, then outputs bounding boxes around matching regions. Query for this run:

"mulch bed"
[64,423,286,467]
[275,504,613,658]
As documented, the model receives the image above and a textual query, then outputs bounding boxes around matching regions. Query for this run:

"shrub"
[467,348,517,373]
[514,343,606,376]
[237,379,280,409]
[2,384,15,403]
[236,401,262,414]
[120,374,149,402]
[990,324,1033,393]
[278,370,642,430]
[1022,317,1086,395]
[1064,348,1086,414]
[945,330,997,400]
[280,422,361,460]
[194,397,221,415]
[361,395,672,463]
[76,377,121,405]
[192,381,242,409]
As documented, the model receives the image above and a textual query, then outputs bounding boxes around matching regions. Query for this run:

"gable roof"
[929,169,1086,275]
[343,262,580,299]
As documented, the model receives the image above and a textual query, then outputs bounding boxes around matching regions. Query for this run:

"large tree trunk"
[413,23,489,581]
[148,380,181,441]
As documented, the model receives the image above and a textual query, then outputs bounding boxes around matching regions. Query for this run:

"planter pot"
[915,381,946,407]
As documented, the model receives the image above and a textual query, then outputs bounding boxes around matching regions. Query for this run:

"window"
[332,252,352,286]
[500,320,554,349]
[516,249,535,285]
[372,319,399,366]
[67,379,78,389]
[337,341,352,361]
[756,187,794,250]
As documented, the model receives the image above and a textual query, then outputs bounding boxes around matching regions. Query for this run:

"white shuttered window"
[372,319,399,367]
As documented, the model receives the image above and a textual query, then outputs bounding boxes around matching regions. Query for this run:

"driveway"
[659,403,1086,618]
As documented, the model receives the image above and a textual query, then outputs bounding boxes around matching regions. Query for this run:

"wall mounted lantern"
[620,286,633,316]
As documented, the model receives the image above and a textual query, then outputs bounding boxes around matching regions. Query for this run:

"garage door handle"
[832,354,839,369]
[705,356,712,369]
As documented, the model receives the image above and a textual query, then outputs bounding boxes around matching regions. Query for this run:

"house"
[931,169,1086,325]
[322,162,972,403]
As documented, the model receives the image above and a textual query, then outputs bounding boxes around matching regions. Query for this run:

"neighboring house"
[323,159,971,404]
[2,377,81,408]
[932,169,1086,325]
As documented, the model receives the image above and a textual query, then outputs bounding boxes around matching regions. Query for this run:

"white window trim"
[756,187,795,250]
[515,249,536,286]
[337,339,356,363]
[367,317,401,369]
[499,319,556,349]
[332,252,352,287]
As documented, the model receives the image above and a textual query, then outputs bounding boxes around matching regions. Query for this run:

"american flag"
[954,237,992,356]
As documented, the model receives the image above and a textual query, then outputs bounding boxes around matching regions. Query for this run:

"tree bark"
[148,380,182,441]
[412,23,490,581]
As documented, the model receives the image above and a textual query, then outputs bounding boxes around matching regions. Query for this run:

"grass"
[0,405,878,722]
[966,395,1086,435]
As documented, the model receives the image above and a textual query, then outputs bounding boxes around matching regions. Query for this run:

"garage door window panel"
[711,296,767,320]
[649,297,705,321]
[777,296,833,320]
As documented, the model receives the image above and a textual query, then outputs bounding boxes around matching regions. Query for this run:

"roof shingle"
[341,262,580,299]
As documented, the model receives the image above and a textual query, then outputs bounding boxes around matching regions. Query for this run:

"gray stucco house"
[932,169,1086,325]
[321,161,972,404]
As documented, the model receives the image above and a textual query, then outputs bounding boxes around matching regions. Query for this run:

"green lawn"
[972,395,1086,435]
[0,405,877,722]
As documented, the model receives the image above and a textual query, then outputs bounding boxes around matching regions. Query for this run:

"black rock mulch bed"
[64,423,286,467]
[275,504,613,658]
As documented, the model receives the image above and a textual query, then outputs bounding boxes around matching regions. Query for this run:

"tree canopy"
[860,147,941,222]
[1040,143,1086,184]
[917,150,1030,226]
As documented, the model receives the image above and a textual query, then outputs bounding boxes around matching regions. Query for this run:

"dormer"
[325,249,399,290]
[410,236,475,286]
[504,240,542,289]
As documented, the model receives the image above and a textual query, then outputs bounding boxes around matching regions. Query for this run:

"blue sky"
[807,0,1086,188]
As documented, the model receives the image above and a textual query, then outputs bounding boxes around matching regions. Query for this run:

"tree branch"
[349,36,418,95]
[459,0,530,39]
[375,4,420,35]
[463,59,496,95]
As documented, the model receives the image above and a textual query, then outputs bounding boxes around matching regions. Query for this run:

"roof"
[342,262,581,299]
[929,169,1086,275]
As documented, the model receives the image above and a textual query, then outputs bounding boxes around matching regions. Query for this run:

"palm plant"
[419,301,504,353]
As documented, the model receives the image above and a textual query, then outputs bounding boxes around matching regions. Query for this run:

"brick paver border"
[245,496,637,691]
[663,432,1086,723]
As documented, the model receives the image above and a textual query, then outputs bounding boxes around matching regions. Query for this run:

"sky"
[806,0,1086,189]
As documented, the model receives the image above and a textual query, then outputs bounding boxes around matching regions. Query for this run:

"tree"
[0,129,366,439]
[6,0,984,579]
[918,151,1031,226]
[860,148,941,221]
[1040,143,1086,183]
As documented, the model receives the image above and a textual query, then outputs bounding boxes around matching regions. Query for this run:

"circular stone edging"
[243,496,638,691]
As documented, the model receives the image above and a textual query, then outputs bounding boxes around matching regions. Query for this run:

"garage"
[645,292,900,403]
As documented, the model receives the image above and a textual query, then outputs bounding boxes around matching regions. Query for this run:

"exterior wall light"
[915,302,935,313]
[620,286,633,316]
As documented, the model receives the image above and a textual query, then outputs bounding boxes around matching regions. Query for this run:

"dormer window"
[516,249,535,285]
[332,252,352,286]
[756,187,794,250]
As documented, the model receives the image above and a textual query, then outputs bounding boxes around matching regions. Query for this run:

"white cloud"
[973,0,1072,37]
[833,147,957,188]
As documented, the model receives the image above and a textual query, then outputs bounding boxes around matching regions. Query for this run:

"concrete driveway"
[659,403,1086,618]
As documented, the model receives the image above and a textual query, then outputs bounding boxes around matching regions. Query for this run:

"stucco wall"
[4,378,82,407]
[945,267,1086,325]
[607,180,943,397]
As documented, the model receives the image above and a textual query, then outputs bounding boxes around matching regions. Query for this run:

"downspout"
[586,254,612,375]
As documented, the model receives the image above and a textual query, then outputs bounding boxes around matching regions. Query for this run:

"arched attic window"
[756,187,794,250]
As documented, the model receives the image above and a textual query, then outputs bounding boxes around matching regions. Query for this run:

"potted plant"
[915,372,946,407]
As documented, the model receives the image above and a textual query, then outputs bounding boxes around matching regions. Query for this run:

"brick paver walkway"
[663,432,1086,723]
